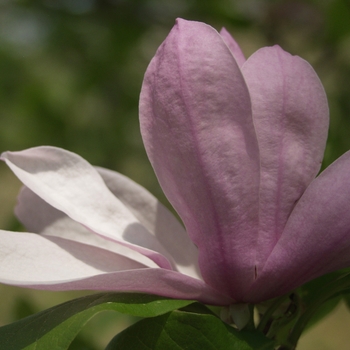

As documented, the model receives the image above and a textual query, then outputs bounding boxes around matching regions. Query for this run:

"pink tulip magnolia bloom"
[1,19,350,305]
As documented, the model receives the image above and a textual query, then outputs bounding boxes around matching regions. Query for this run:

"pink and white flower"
[1,19,350,305]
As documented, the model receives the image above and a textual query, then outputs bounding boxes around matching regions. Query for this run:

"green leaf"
[0,292,194,350]
[298,268,350,305]
[106,310,274,350]
[295,269,350,329]
[341,289,350,309]
[304,294,341,330]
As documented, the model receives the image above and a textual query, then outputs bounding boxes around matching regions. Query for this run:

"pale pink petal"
[37,215,160,268]
[32,269,233,305]
[15,186,138,259]
[96,167,200,278]
[15,185,65,233]
[220,27,246,67]
[1,147,172,269]
[0,230,147,281]
[15,192,175,272]
[0,231,232,305]
[140,18,260,299]
[241,46,329,272]
[16,168,201,278]
[246,151,350,303]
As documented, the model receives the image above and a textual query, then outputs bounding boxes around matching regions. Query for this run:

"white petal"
[96,167,200,278]
[0,231,232,305]
[16,186,159,267]
[1,147,172,269]
[0,230,147,283]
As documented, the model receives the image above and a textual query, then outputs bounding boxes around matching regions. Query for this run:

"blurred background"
[1,0,350,348]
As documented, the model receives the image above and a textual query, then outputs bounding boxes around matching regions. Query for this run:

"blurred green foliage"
[1,0,350,348]
[1,0,350,186]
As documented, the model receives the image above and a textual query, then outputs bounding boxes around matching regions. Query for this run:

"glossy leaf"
[0,293,194,350]
[106,310,274,350]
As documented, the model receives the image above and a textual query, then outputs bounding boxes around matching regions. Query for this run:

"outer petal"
[17,209,160,269]
[0,231,232,305]
[15,185,65,233]
[16,167,200,278]
[241,46,329,271]
[0,230,147,279]
[247,151,350,302]
[1,147,172,269]
[140,18,260,299]
[96,167,200,278]
[219,27,246,67]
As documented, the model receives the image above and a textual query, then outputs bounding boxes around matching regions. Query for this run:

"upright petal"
[241,46,329,271]
[140,18,260,299]
[247,151,350,302]
[220,27,246,67]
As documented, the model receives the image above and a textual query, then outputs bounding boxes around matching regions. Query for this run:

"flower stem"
[257,295,289,333]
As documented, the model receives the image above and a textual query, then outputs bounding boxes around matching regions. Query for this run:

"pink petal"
[241,46,329,272]
[1,147,172,269]
[247,151,350,302]
[219,27,246,67]
[0,231,232,305]
[140,18,260,299]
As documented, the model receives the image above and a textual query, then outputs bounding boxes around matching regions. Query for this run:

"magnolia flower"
[1,19,350,306]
